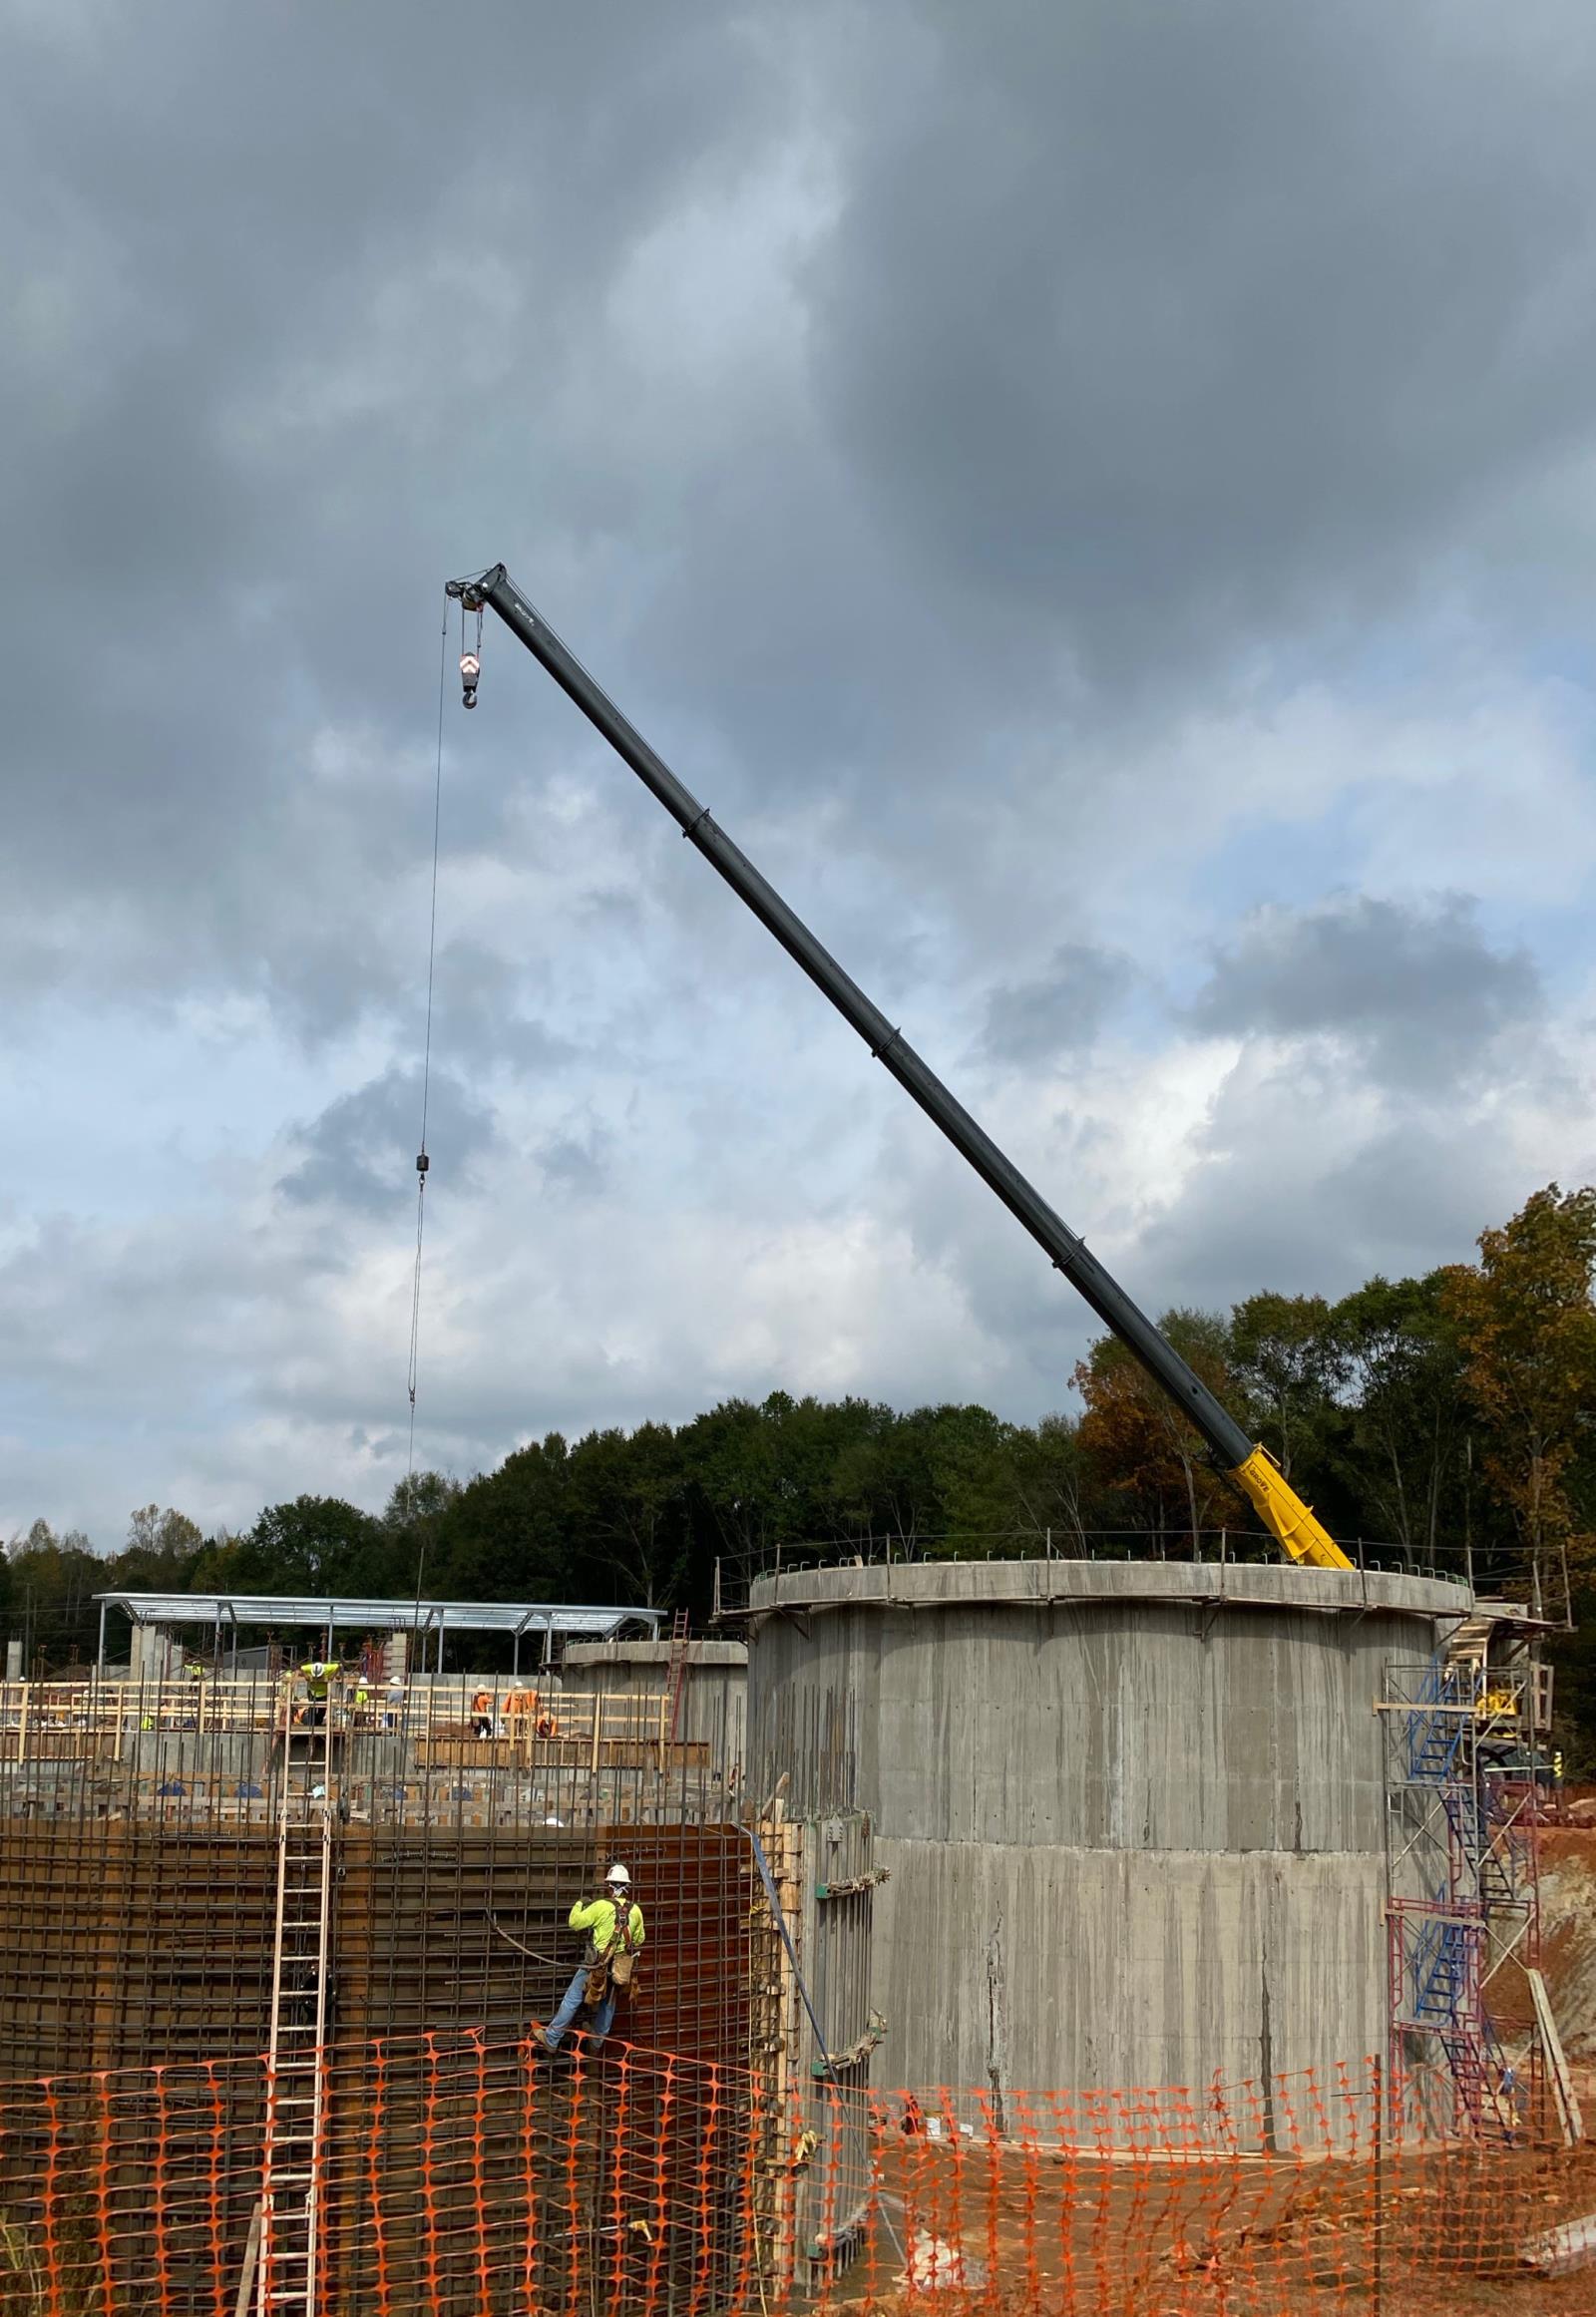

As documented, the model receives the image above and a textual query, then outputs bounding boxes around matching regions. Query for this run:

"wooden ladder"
[664,1607,691,1742]
[258,1684,335,2317]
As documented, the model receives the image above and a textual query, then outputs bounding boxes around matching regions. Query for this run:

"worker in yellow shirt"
[297,1661,340,1730]
[532,1864,644,2054]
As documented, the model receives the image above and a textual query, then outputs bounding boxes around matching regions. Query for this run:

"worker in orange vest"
[471,1685,495,1738]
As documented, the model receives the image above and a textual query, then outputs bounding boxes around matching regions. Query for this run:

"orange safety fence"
[0,2034,1592,2316]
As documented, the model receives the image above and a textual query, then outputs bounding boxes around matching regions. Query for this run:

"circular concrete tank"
[561,1638,746,1775]
[748,1559,1468,2104]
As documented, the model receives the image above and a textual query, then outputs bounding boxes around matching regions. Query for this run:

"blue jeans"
[544,1965,614,2049]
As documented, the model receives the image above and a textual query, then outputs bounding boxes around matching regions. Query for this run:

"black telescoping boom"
[446,564,1349,1572]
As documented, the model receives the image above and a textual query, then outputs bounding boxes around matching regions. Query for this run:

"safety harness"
[585,1896,641,2006]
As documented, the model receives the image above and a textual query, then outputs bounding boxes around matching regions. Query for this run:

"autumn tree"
[1444,1184,1596,1598]
[1074,1309,1241,1547]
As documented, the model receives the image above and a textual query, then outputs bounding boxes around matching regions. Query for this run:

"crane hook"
[460,651,480,710]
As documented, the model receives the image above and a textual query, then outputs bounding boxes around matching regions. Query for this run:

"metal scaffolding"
[1383,1608,1552,2141]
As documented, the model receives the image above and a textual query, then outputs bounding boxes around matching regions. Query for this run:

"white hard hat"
[605,1862,631,1886]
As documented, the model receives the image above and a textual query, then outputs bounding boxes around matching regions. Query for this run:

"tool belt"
[585,1949,636,2006]
[584,1913,639,2005]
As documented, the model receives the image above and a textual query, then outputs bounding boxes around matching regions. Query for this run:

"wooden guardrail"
[0,1679,681,1764]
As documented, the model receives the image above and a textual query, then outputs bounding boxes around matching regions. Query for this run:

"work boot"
[528,2022,557,2056]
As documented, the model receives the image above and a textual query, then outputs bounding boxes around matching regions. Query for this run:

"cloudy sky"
[4,1,1595,1549]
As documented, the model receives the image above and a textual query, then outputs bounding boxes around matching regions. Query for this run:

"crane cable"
[406,609,449,1483]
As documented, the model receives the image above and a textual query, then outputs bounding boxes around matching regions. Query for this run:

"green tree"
[118,1505,204,1589]
[1229,1293,1349,1485]
[1332,1273,1466,1565]
[430,1435,576,1601]
[1002,1414,1093,1550]
[236,1495,387,1594]
[1444,1184,1596,1598]
[381,1471,464,1600]
[565,1422,686,1605]
[5,1525,102,1669]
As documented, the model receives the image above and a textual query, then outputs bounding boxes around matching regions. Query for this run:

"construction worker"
[532,1864,644,2055]
[471,1685,495,1739]
[297,1660,340,1729]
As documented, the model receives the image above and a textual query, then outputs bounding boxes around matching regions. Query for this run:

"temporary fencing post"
[1111,2088,1149,2302]
[727,2052,759,2313]
[470,2029,492,2317]
[644,2054,675,2317]
[39,2077,63,2317]
[153,2065,175,2317]
[1277,2070,1310,2312]
[686,2059,716,2317]
[561,2046,584,2317]
[606,2047,632,2317]
[1082,2086,1114,2301]
[898,2093,927,2302]
[421,2031,442,2317]
[516,2037,540,2316]
[1011,2089,1041,2309]
[813,2083,835,2309]
[204,2061,227,2317]
[1372,2052,1385,2317]
[367,2039,392,2317]
[977,2087,1002,2299]
[94,2069,118,2317]
[861,2094,887,2312]
[1046,2094,1076,2315]
[1245,2077,1277,2306]
[1168,2080,1206,2293]
[935,2087,965,2287]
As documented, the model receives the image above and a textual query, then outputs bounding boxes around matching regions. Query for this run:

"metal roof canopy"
[94,1593,659,1641]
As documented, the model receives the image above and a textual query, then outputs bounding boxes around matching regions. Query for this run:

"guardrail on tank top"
[0,2034,1590,2315]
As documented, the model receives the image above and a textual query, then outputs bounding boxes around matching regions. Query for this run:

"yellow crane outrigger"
[446,566,1351,1572]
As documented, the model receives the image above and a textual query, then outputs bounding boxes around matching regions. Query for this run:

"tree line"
[6,1185,1594,1756]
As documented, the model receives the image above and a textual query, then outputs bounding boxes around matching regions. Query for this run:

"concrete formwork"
[562,1639,747,1777]
[748,1559,1469,2111]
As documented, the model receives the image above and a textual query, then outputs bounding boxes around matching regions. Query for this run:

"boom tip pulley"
[449,584,486,711]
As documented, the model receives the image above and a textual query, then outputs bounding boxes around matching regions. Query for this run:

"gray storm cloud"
[2,0,1595,1538]
[1187,895,1542,1086]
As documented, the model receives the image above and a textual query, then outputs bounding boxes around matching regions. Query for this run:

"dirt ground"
[824,2134,1596,2315]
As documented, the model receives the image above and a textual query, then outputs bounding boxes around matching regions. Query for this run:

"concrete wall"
[561,1640,746,1775]
[749,1559,1467,2117]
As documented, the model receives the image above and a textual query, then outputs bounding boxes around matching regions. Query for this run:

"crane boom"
[446,563,1351,1572]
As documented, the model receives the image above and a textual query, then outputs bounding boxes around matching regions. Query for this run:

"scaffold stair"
[1386,1633,1544,2145]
